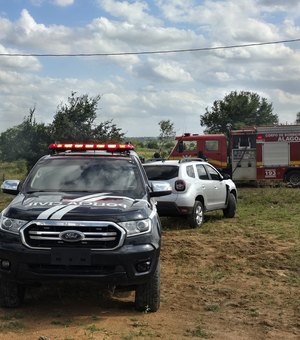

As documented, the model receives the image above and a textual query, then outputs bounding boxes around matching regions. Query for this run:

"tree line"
[0,90,284,171]
[0,92,124,170]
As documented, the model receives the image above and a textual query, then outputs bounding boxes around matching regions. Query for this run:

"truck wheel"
[223,193,236,218]
[286,171,300,186]
[135,260,160,312]
[0,279,25,308]
[188,201,204,228]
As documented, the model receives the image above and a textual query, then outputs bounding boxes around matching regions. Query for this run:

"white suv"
[143,159,237,228]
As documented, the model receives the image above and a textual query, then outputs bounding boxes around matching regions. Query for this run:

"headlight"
[119,218,152,237]
[0,214,27,235]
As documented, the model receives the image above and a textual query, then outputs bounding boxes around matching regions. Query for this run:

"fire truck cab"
[168,125,300,185]
[168,133,228,169]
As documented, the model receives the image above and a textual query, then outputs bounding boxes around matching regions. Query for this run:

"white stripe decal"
[37,205,67,220]
[37,193,110,220]
[49,195,135,220]
[71,193,111,202]
[37,193,136,220]
[50,205,81,219]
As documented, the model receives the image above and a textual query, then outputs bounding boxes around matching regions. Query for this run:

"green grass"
[0,161,27,209]
[134,147,157,160]
[50,319,72,327]
[203,187,300,242]
[0,312,25,333]
[185,325,210,338]
[0,162,299,338]
[0,321,25,332]
[0,160,27,182]
[203,303,220,312]
[161,185,300,331]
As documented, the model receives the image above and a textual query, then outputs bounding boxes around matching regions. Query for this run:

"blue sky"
[1,0,300,137]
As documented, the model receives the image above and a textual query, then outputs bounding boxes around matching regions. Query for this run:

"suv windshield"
[144,165,179,180]
[25,157,146,198]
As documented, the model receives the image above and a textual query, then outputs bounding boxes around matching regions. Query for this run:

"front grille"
[20,220,125,250]
[28,264,117,275]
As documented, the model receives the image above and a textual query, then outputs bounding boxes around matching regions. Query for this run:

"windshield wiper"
[26,190,60,194]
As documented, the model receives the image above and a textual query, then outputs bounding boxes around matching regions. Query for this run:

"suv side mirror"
[1,180,20,195]
[150,181,172,197]
[221,173,231,180]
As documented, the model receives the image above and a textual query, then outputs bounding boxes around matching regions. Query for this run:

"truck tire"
[0,278,25,308]
[188,201,204,228]
[223,193,236,218]
[286,171,300,186]
[135,260,160,312]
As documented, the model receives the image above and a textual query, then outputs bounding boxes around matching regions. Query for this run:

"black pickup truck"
[0,143,171,312]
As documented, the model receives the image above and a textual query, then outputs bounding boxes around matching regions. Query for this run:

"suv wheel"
[135,260,160,312]
[188,201,204,228]
[0,279,25,308]
[223,193,236,218]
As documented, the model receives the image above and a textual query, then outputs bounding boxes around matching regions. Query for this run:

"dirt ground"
[0,216,299,340]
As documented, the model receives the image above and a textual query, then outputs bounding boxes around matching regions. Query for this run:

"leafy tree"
[146,140,158,149]
[296,112,300,124]
[51,92,124,142]
[200,91,278,138]
[0,93,125,172]
[127,138,142,148]
[0,107,51,171]
[92,120,124,142]
[158,120,176,157]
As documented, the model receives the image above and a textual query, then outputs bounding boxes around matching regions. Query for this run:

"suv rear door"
[203,164,227,209]
[196,164,227,210]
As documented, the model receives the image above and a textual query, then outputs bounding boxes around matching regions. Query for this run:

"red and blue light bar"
[49,143,134,152]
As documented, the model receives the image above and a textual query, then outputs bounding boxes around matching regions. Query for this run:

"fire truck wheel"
[286,171,300,186]
[188,201,204,228]
[223,193,236,218]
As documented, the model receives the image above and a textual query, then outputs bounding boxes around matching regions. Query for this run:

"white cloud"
[156,0,280,43]
[0,10,72,52]
[98,0,161,25]
[52,0,75,6]
[151,59,193,82]
[17,9,47,35]
[100,85,206,136]
[30,0,45,5]
[257,0,300,14]
[30,0,75,6]
[0,1,300,136]
[0,44,41,71]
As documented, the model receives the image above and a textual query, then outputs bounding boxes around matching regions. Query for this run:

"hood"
[4,192,151,222]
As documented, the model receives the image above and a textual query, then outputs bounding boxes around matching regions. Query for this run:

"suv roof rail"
[179,157,205,163]
[145,158,166,163]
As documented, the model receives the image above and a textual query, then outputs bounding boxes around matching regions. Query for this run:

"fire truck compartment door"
[263,142,289,166]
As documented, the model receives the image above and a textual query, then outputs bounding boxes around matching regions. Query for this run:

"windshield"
[25,157,146,198]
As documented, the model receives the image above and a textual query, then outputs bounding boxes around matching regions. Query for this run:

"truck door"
[231,132,257,181]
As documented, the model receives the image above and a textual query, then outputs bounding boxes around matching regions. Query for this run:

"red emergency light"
[49,142,134,152]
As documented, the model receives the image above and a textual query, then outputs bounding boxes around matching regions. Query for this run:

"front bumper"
[0,240,160,287]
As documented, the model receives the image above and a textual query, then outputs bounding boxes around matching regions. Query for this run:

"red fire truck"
[168,125,300,185]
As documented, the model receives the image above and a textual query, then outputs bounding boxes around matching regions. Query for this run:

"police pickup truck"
[0,143,171,312]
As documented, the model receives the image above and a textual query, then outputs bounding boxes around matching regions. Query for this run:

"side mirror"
[149,181,172,197]
[1,180,20,195]
[221,173,231,180]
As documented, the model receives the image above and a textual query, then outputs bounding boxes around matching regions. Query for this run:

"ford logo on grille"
[59,230,85,242]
